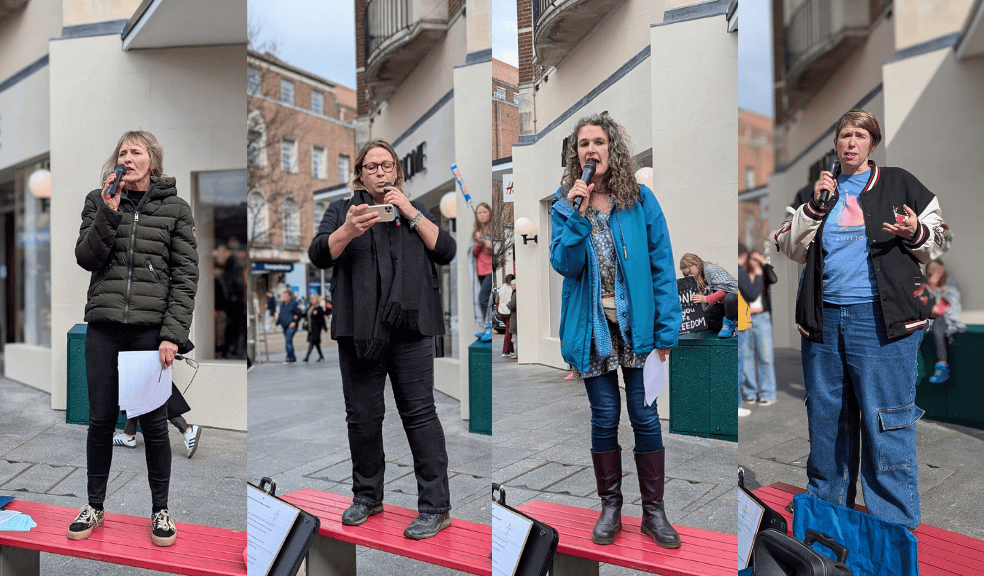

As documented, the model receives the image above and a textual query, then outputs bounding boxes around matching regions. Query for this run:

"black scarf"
[350,189,423,359]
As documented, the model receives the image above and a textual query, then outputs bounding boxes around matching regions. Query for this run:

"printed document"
[118,351,171,418]
[492,503,533,576]
[247,484,300,576]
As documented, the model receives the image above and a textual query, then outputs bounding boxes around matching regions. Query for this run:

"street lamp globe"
[28,169,52,199]
[439,192,457,219]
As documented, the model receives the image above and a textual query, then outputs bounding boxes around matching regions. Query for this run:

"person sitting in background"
[925,259,965,383]
[679,253,739,338]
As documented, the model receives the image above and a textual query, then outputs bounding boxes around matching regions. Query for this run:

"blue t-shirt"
[822,172,879,304]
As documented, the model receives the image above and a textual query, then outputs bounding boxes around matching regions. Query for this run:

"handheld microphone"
[106,164,126,199]
[383,182,399,225]
[571,160,597,213]
[819,158,840,210]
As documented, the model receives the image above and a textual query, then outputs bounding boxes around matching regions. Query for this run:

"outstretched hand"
[882,204,918,240]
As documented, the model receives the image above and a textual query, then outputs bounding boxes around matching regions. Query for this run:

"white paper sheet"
[246,485,300,576]
[0,510,21,526]
[118,351,171,419]
[643,351,668,407]
[492,503,534,576]
[737,487,765,568]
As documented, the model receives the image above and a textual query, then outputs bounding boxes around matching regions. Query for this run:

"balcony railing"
[364,0,412,65]
[531,0,627,68]
[533,0,557,34]
[783,0,869,96]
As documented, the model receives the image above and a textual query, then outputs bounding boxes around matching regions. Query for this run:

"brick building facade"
[738,108,774,253]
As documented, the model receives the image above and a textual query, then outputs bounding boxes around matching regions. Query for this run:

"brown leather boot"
[635,449,681,549]
[590,449,623,544]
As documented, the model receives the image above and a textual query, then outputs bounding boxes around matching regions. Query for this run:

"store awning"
[251,262,294,275]
[121,0,245,51]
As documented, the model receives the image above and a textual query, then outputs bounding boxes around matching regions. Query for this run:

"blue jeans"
[802,301,924,528]
[283,325,298,360]
[741,312,777,402]
[583,367,663,453]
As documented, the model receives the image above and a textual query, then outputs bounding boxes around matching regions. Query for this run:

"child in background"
[926,259,966,383]
[679,253,739,338]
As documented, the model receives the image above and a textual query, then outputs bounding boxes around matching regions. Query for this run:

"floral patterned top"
[578,205,646,379]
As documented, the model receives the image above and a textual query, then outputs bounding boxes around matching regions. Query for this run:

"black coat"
[306,305,327,343]
[75,176,198,345]
[308,196,455,339]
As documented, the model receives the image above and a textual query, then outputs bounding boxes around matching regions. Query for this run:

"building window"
[494,87,506,100]
[196,170,248,360]
[311,91,324,114]
[248,67,261,94]
[247,110,267,169]
[248,190,268,243]
[514,93,519,105]
[281,139,297,173]
[745,167,755,190]
[314,202,327,231]
[338,155,350,183]
[312,146,326,179]
[283,197,300,246]
[280,79,294,105]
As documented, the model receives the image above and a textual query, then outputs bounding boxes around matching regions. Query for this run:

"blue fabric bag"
[792,494,918,576]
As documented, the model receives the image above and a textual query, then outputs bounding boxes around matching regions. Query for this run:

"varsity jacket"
[774,161,946,342]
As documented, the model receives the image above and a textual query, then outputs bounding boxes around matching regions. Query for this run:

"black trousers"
[85,322,171,512]
[705,292,739,332]
[337,331,451,513]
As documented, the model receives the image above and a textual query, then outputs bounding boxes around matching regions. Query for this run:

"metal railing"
[364,0,413,65]
[785,0,833,73]
[532,0,558,34]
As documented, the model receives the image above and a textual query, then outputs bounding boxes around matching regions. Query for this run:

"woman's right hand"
[691,293,707,304]
[813,171,837,205]
[342,203,380,238]
[567,180,593,216]
[101,173,121,211]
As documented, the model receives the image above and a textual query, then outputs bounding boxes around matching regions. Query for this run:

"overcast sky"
[739,0,774,117]
[248,0,357,89]
[492,0,518,66]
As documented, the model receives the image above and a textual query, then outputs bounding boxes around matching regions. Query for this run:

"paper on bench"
[247,484,299,576]
[492,503,533,576]
[118,351,171,419]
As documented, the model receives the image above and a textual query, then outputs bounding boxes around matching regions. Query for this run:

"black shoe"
[66,504,104,540]
[403,512,451,540]
[151,509,177,547]
[302,357,309,363]
[341,502,383,526]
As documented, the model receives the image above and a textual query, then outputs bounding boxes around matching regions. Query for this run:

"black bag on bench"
[753,528,852,576]
[492,483,558,576]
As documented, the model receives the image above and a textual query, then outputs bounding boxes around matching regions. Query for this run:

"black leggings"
[123,414,188,436]
[305,342,324,361]
[85,322,171,513]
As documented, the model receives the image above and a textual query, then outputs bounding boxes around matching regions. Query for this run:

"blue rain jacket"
[549,184,681,373]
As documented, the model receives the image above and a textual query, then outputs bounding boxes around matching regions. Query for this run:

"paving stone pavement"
[248,339,493,576]
[739,347,984,541]
[0,375,246,575]
[493,335,738,576]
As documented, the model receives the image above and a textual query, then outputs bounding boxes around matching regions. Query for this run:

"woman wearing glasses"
[71,131,198,546]
[309,139,457,540]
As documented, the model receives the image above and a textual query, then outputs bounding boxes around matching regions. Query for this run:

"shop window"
[195,170,247,360]
[280,79,294,105]
[282,197,300,246]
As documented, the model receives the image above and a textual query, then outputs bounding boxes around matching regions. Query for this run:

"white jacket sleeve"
[903,196,947,264]
[773,202,826,265]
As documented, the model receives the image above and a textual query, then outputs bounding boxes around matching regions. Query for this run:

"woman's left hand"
[882,204,919,240]
[159,340,178,369]
[657,348,671,362]
[691,293,707,304]
[383,186,415,220]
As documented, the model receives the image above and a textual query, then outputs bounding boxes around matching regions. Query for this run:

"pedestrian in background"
[309,139,456,539]
[506,278,517,359]
[72,130,198,546]
[774,109,946,530]
[277,289,303,363]
[303,294,327,362]
[497,274,515,357]
[738,245,778,406]
[265,291,276,332]
[550,113,682,549]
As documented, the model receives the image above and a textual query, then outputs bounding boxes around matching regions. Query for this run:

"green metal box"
[669,330,738,442]
[66,323,127,428]
[468,339,492,435]
[916,324,984,430]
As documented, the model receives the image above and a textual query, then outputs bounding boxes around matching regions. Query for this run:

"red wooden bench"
[514,500,738,576]
[280,488,492,575]
[0,500,246,575]
[753,482,984,576]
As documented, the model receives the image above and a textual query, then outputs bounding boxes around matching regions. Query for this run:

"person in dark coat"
[303,294,327,362]
[276,290,304,363]
[71,130,198,547]
[309,139,456,540]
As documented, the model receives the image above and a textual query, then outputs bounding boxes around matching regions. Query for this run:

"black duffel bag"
[753,528,852,576]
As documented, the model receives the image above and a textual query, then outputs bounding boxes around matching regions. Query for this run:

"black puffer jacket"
[75,176,198,345]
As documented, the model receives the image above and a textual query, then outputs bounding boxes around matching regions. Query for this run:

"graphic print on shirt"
[821,172,880,304]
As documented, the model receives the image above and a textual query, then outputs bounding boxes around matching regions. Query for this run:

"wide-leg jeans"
[337,331,451,513]
[85,322,171,512]
[741,312,777,402]
[583,367,663,454]
[802,301,924,528]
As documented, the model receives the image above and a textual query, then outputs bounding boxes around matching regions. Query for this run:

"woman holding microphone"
[71,130,198,546]
[550,113,682,548]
